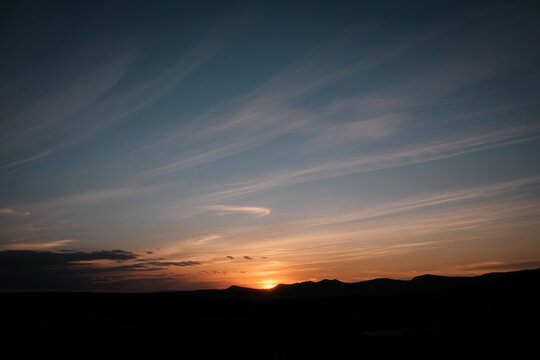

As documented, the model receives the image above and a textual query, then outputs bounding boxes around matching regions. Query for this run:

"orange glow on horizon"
[260,280,278,289]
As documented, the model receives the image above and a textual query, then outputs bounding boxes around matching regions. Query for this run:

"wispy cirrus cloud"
[132,23,430,180]
[56,20,250,149]
[138,100,311,179]
[459,260,540,272]
[0,5,257,160]
[0,239,75,251]
[290,176,540,229]
[1,50,136,154]
[205,205,272,217]
[0,150,52,171]
[205,124,540,201]
[312,115,404,146]
[0,208,31,217]
[41,187,139,207]
[129,6,539,184]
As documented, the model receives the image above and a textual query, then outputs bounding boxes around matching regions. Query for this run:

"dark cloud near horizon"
[227,256,234,259]
[244,256,253,260]
[0,249,137,266]
[0,250,197,291]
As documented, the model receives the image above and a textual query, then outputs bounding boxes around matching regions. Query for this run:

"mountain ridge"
[193,267,540,299]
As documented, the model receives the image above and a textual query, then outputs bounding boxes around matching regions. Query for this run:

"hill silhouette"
[195,267,540,299]
[2,268,539,358]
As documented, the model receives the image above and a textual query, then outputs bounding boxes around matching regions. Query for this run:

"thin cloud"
[1,239,75,250]
[138,100,310,180]
[1,150,52,170]
[133,11,533,181]
[244,256,253,260]
[291,176,540,228]
[0,5,258,155]
[314,115,403,145]
[205,124,540,201]
[1,50,135,154]
[28,186,147,211]
[460,260,540,272]
[206,205,272,216]
[133,24,417,180]
[0,208,31,217]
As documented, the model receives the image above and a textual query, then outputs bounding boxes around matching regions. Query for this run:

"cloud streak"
[0,50,136,154]
[205,124,540,201]
[0,208,31,217]
[132,4,540,183]
[132,21,431,180]
[0,150,53,170]
[459,260,540,272]
[205,205,272,217]
[0,239,75,251]
[291,176,540,229]
[0,4,259,160]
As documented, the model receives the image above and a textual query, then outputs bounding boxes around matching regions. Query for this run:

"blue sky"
[1,0,540,291]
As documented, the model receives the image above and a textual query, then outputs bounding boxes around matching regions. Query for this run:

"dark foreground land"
[2,268,540,358]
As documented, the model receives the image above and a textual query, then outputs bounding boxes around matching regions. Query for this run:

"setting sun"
[261,281,278,289]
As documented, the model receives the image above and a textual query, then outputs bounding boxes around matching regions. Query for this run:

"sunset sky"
[1,0,540,291]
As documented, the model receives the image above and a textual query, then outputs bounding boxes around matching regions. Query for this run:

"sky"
[1,0,540,291]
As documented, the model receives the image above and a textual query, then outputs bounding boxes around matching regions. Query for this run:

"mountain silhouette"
[206,267,540,299]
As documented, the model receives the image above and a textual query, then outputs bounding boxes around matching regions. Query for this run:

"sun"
[261,280,278,289]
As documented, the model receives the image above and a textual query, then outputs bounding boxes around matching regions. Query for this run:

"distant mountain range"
[194,267,540,299]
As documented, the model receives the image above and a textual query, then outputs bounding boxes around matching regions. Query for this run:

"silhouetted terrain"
[2,268,540,358]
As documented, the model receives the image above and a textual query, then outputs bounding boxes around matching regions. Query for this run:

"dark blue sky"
[1,0,540,291]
